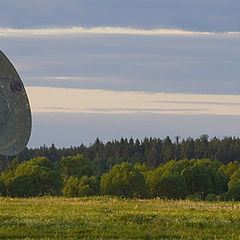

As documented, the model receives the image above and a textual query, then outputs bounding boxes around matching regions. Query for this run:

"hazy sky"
[0,1,239,147]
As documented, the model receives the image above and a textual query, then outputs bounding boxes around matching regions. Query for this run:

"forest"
[1,135,240,200]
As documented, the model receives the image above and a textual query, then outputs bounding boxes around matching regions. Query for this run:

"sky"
[0,0,240,147]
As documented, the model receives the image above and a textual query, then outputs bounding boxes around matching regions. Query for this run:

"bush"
[186,192,202,201]
[205,193,218,202]
[100,162,148,198]
[218,192,229,201]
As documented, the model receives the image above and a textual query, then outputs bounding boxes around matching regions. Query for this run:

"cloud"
[25,87,240,115]
[0,0,239,32]
[1,26,239,38]
[1,30,239,95]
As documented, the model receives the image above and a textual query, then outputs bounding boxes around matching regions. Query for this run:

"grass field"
[0,197,240,240]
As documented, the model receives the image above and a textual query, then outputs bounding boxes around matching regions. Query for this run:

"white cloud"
[25,87,240,115]
[0,26,239,38]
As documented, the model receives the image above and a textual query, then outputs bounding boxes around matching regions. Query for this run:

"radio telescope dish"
[0,50,31,156]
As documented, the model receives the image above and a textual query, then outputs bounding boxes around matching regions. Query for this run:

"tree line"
[1,135,240,175]
[1,135,240,200]
[1,154,240,201]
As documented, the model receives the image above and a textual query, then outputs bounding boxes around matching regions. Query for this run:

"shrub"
[205,193,218,202]
[186,192,202,201]
[218,192,229,201]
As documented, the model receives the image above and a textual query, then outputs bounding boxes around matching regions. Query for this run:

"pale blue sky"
[0,0,239,147]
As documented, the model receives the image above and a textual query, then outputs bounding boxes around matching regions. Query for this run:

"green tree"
[1,157,62,197]
[146,140,162,168]
[100,162,148,198]
[228,181,240,201]
[134,163,148,177]
[162,137,174,162]
[63,176,79,197]
[220,161,240,178]
[0,179,5,196]
[63,175,100,197]
[1,157,20,181]
[228,168,240,189]
[180,138,195,159]
[146,160,189,199]
[78,176,99,197]
[182,159,228,197]
[195,135,209,159]
[146,168,163,197]
[155,174,187,199]
[93,156,107,177]
[61,154,93,179]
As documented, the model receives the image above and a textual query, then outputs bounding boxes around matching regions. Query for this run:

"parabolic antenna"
[0,50,31,156]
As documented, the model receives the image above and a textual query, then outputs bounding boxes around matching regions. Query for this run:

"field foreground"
[0,197,240,239]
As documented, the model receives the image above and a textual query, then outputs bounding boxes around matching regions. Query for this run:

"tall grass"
[0,196,240,239]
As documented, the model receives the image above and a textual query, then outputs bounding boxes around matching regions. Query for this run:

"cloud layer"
[0,26,226,37]
[26,87,240,116]
[1,28,239,95]
[0,0,239,32]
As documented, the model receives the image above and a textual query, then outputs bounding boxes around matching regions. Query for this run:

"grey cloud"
[1,33,239,95]
[0,0,239,32]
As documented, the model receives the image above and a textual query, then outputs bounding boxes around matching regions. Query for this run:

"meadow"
[0,197,240,240]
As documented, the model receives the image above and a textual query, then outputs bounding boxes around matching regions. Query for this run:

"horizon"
[26,134,240,149]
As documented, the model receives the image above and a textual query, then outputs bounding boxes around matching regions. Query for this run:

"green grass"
[1,197,240,239]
